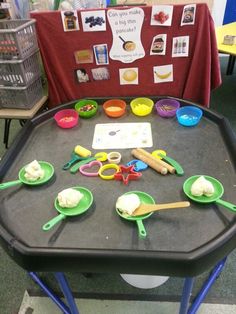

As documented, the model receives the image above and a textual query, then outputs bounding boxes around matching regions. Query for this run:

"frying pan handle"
[42,213,66,231]
[215,199,236,212]
[0,180,22,190]
[136,220,147,239]
[119,36,125,43]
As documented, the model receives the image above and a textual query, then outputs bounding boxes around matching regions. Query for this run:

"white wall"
[211,0,227,26]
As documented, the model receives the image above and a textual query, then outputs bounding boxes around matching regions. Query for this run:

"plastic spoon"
[131,201,190,216]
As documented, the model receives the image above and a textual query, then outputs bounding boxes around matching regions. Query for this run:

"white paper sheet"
[92,123,153,149]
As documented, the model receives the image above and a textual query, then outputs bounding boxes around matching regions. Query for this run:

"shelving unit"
[0,18,46,148]
[0,19,44,107]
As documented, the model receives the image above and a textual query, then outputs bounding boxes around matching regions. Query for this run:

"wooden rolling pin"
[135,148,175,174]
[131,149,168,175]
[132,201,190,216]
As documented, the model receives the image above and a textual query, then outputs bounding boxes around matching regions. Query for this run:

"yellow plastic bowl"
[130,97,154,116]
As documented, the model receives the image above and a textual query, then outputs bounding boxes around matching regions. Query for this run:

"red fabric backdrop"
[31,4,221,108]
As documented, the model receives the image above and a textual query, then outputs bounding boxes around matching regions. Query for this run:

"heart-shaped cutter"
[79,160,103,177]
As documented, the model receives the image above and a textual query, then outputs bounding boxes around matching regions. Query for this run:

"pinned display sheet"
[92,123,153,149]
[107,7,145,63]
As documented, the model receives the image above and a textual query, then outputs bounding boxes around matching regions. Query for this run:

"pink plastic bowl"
[54,109,79,129]
[155,99,180,118]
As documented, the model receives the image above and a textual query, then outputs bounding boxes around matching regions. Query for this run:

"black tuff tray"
[0,97,236,277]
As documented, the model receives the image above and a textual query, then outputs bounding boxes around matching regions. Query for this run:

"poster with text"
[107,8,145,63]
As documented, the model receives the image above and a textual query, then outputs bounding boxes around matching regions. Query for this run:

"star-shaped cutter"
[114,165,142,185]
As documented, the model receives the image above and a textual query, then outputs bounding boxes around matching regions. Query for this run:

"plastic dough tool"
[116,191,155,239]
[0,161,54,190]
[79,160,102,176]
[126,159,148,172]
[114,165,142,185]
[42,186,93,231]
[158,153,184,176]
[131,201,190,216]
[70,157,96,174]
[183,175,236,212]
[62,152,88,170]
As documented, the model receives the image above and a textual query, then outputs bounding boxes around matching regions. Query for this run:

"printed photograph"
[75,68,90,83]
[91,67,110,80]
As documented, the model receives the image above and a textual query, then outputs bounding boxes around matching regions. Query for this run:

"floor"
[18,291,236,314]
[0,56,235,314]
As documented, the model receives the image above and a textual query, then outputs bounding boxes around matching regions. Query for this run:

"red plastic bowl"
[155,99,180,118]
[54,109,79,129]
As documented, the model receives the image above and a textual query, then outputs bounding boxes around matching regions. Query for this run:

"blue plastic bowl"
[176,106,203,127]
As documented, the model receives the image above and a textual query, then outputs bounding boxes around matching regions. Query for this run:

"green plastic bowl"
[75,99,98,119]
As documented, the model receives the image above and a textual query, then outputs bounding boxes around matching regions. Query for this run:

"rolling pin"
[135,148,175,174]
[131,149,168,175]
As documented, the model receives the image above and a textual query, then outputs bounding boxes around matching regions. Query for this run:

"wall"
[212,0,227,26]
[115,1,236,26]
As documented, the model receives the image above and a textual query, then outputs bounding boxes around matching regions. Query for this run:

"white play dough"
[58,188,83,208]
[191,176,214,197]
[203,179,215,197]
[116,193,141,215]
[24,160,45,181]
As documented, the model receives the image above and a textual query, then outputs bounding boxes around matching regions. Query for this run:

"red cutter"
[114,165,142,185]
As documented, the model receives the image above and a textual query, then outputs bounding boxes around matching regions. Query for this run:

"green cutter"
[70,157,96,174]
[159,153,184,176]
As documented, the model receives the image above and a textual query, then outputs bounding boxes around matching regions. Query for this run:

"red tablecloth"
[31,4,221,108]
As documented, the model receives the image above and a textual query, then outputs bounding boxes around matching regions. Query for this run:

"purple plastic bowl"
[155,99,180,118]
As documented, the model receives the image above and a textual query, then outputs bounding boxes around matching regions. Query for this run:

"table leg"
[19,119,27,127]
[3,118,12,149]
[226,55,235,75]
[54,272,80,314]
[187,257,227,314]
[179,277,194,314]
[28,272,71,314]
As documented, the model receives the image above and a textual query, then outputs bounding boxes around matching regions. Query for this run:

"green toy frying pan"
[183,175,236,212]
[0,161,54,190]
[116,191,155,239]
[42,186,93,231]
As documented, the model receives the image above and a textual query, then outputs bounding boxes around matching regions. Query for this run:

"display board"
[31,4,221,108]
